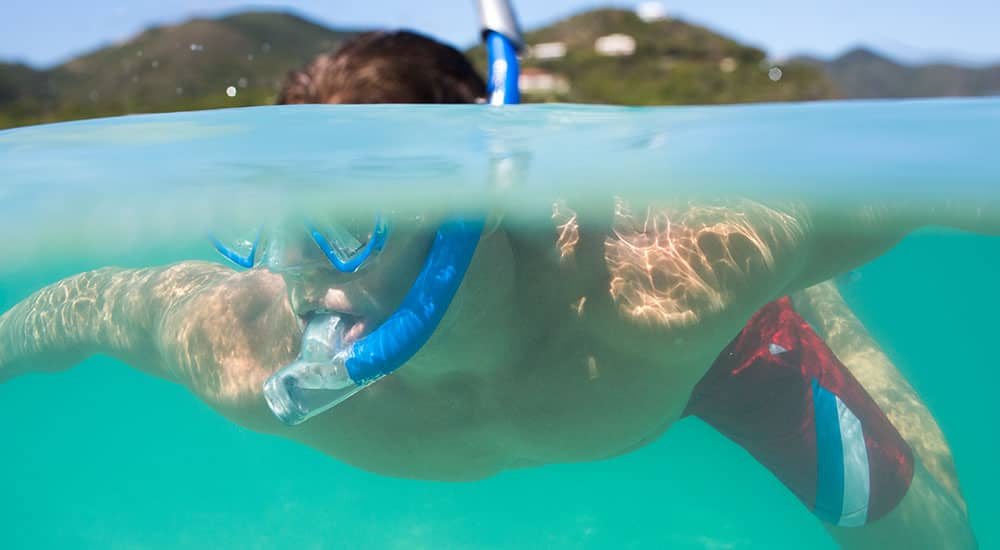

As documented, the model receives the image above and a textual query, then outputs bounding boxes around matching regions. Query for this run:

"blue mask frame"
[305,214,389,273]
[211,214,389,274]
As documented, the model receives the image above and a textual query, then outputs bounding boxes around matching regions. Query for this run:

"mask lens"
[313,219,369,260]
[214,215,389,274]
[263,230,327,275]
[308,213,388,273]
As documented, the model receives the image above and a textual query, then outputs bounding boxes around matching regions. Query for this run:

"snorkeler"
[2,27,993,550]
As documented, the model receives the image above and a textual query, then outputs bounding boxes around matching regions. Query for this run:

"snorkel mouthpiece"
[264,219,486,425]
[263,314,364,425]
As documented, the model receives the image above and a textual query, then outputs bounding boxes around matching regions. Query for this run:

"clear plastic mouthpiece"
[263,314,364,426]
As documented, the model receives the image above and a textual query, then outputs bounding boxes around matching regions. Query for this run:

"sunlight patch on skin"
[0,267,166,377]
[604,197,802,328]
[551,199,580,262]
[164,269,298,407]
[0,261,298,410]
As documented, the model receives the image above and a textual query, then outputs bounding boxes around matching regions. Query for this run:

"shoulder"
[599,198,811,332]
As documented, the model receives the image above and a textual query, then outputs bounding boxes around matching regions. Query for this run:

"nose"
[284,269,335,316]
[285,275,316,316]
[284,267,373,317]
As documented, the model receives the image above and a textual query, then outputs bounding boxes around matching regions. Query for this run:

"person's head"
[277,30,487,105]
[267,31,509,333]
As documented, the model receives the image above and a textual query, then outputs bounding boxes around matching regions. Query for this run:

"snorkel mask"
[210,215,390,274]
[211,0,524,426]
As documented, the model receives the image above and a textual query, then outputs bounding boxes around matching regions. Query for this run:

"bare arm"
[633,196,1000,333]
[0,263,231,383]
[787,199,1000,294]
[599,198,909,346]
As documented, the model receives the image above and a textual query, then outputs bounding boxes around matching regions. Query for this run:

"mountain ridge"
[792,46,1000,98]
[2,8,996,129]
[0,11,360,128]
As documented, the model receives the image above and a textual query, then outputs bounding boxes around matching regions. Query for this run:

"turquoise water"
[2,100,998,263]
[1,102,999,548]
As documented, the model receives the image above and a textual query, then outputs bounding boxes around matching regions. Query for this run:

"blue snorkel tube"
[263,0,524,426]
[479,0,523,105]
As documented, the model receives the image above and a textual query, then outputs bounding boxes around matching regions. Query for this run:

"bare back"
[148,198,848,480]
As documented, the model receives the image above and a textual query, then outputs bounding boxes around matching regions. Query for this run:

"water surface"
[1,101,998,548]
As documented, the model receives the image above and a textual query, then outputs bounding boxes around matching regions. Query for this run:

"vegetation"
[0,12,358,128]
[467,9,837,105]
[1,8,995,130]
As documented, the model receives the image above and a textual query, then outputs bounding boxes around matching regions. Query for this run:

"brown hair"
[277,30,487,105]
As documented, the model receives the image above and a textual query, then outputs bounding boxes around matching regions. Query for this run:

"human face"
[270,215,439,344]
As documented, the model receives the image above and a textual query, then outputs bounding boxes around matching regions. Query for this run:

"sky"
[2,0,999,68]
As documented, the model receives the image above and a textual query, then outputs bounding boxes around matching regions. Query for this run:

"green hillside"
[0,62,51,127]
[0,11,359,128]
[467,9,838,105]
[12,8,993,129]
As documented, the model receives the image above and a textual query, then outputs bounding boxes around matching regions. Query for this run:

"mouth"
[299,309,369,345]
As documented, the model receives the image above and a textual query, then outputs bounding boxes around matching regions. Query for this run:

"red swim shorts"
[684,297,914,526]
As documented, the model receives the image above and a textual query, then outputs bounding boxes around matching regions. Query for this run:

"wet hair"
[277,30,487,105]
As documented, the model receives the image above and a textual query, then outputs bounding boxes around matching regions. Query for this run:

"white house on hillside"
[519,68,570,95]
[595,34,636,56]
[530,42,567,60]
[636,2,668,22]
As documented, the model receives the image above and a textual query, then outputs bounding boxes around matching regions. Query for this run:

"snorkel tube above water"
[479,0,523,105]
[262,0,524,426]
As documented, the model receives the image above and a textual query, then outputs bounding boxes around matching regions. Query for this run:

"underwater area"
[1,101,999,549]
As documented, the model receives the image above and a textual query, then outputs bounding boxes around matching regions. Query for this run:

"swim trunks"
[684,297,914,526]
